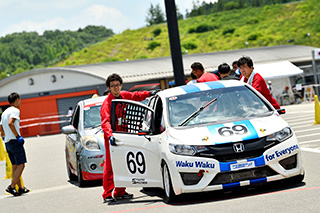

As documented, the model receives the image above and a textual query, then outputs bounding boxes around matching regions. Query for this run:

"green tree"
[145,3,166,26]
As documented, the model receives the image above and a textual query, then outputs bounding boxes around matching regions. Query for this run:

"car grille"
[209,166,278,185]
[196,137,278,162]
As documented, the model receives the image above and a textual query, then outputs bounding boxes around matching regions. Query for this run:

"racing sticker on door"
[206,120,259,145]
[126,151,148,184]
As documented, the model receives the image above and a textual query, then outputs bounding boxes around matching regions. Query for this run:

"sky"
[0,0,217,37]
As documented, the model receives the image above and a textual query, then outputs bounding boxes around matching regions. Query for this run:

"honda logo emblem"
[233,143,245,153]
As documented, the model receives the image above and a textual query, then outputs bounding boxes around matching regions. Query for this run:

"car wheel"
[65,152,77,181]
[77,162,86,187]
[162,163,177,203]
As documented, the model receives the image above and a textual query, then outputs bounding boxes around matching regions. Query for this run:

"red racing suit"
[242,73,280,109]
[197,72,219,83]
[100,91,151,199]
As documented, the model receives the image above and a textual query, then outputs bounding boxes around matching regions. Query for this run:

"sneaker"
[19,187,30,194]
[103,196,116,204]
[5,185,21,196]
[116,192,133,200]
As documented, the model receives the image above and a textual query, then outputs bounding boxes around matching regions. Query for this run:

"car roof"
[158,80,246,98]
[81,95,107,107]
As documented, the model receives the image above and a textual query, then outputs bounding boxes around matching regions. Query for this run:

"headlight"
[81,136,100,150]
[169,144,208,156]
[266,127,293,142]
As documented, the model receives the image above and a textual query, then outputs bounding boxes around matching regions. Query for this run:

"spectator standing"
[217,63,232,80]
[232,61,241,79]
[0,92,29,196]
[191,62,219,83]
[238,56,280,109]
[100,73,159,203]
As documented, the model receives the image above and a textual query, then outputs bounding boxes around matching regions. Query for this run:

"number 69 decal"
[218,125,248,137]
[126,151,146,174]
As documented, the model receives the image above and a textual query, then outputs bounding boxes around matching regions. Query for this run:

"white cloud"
[1,18,66,36]
[75,5,130,33]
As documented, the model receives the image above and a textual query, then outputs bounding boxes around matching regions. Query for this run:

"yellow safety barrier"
[0,138,6,161]
[4,151,12,179]
[315,95,320,125]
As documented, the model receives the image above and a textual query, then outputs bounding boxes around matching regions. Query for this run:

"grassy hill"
[56,0,320,67]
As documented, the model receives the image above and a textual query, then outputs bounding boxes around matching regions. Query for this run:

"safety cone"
[0,138,6,161]
[315,95,320,125]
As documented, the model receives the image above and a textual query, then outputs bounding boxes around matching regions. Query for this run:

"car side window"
[71,106,80,130]
[153,97,164,134]
[111,101,149,134]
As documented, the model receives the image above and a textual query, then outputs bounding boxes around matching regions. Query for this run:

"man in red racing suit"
[238,56,280,109]
[100,73,159,203]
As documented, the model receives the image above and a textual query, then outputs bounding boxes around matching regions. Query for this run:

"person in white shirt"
[0,92,29,196]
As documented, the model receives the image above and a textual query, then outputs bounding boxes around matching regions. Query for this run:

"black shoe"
[5,185,21,196]
[116,192,133,200]
[19,187,30,194]
[103,196,116,203]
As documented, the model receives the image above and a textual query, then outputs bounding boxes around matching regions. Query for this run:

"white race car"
[109,80,304,203]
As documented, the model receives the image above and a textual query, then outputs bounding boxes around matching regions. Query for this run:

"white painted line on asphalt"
[284,117,314,123]
[297,132,320,139]
[284,113,314,120]
[291,123,318,129]
[294,128,320,134]
[288,120,314,125]
[301,147,320,154]
[0,184,76,200]
[299,139,320,145]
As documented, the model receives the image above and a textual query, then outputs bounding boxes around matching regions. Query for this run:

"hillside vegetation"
[0,26,113,79]
[57,0,320,67]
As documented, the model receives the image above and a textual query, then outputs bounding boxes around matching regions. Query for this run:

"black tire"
[66,152,77,181]
[162,163,177,203]
[77,162,86,187]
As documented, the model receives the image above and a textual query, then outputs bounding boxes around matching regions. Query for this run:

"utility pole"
[164,0,185,86]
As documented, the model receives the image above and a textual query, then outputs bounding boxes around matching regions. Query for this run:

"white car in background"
[62,96,106,186]
[109,80,304,203]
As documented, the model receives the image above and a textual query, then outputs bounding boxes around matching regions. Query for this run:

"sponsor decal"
[230,161,255,171]
[202,136,209,142]
[169,97,177,101]
[88,155,104,159]
[266,144,299,161]
[207,120,259,144]
[132,178,147,184]
[175,160,215,169]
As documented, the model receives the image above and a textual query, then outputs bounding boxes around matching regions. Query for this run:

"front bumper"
[79,150,105,181]
[166,135,304,195]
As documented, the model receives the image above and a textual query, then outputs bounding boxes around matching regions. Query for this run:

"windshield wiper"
[178,97,217,126]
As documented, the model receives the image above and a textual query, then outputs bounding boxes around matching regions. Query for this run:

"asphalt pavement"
[0,102,320,213]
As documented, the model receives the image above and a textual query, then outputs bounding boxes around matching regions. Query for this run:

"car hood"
[167,113,288,145]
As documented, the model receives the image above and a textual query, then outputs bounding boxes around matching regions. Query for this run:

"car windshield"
[84,105,102,128]
[167,86,272,127]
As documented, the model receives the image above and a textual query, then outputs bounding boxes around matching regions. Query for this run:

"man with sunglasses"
[100,73,159,204]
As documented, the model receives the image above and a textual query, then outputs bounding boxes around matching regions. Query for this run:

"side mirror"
[277,108,286,115]
[61,125,77,134]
